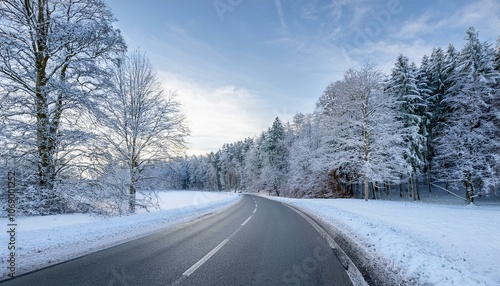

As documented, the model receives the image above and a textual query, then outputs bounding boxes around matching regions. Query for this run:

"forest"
[166,27,500,202]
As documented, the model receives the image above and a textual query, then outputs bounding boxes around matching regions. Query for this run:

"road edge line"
[282,203,369,286]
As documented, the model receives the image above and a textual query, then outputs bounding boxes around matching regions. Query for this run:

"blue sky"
[105,0,499,155]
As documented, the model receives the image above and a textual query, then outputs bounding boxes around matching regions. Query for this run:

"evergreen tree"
[436,27,500,202]
[495,37,500,72]
[261,117,288,196]
[416,55,434,192]
[241,135,264,192]
[207,152,222,191]
[386,55,427,199]
[428,44,459,186]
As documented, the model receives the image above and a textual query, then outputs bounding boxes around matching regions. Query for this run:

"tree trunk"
[387,181,392,199]
[371,182,377,199]
[415,175,421,200]
[129,161,138,213]
[129,184,136,213]
[408,176,413,200]
[364,177,369,201]
[399,174,403,198]
[426,163,432,193]
[465,174,474,203]
[32,0,56,191]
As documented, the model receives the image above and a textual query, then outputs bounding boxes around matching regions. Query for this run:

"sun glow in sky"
[105,0,499,155]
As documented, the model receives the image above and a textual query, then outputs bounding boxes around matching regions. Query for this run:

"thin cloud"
[274,0,288,33]
[299,2,318,20]
[395,0,499,42]
[151,23,233,85]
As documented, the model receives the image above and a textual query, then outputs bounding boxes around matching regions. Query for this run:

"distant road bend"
[3,195,355,285]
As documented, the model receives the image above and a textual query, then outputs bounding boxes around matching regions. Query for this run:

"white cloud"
[158,72,269,155]
[395,11,437,39]
[395,0,499,42]
[452,0,500,29]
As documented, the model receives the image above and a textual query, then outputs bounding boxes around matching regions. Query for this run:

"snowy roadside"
[265,195,500,285]
[1,191,241,279]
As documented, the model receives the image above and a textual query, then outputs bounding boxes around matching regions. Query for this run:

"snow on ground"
[267,195,500,285]
[0,191,240,279]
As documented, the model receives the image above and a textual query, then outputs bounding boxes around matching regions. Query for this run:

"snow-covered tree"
[317,65,406,201]
[285,113,334,198]
[159,27,499,203]
[494,37,500,72]
[92,50,189,213]
[0,0,126,196]
[421,46,456,190]
[416,55,434,192]
[435,27,500,202]
[386,55,427,199]
[241,137,263,192]
[260,117,288,196]
[219,143,242,191]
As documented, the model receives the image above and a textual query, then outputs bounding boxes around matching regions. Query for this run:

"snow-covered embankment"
[271,197,500,285]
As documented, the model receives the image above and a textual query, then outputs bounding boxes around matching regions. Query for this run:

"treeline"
[169,27,500,202]
[0,0,188,215]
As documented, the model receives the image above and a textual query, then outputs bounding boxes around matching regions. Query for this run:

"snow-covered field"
[0,191,240,279]
[268,195,500,285]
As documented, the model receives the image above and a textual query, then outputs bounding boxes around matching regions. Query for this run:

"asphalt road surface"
[2,195,353,285]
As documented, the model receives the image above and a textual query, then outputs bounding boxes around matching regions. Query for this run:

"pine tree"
[436,27,500,202]
[428,44,459,188]
[207,152,222,191]
[416,55,433,193]
[261,117,288,196]
[386,55,427,199]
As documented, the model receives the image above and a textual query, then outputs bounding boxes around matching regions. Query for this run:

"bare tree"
[0,0,126,193]
[93,50,189,213]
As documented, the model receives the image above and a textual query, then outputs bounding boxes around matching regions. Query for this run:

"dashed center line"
[173,198,258,285]
[241,215,252,226]
[182,238,229,276]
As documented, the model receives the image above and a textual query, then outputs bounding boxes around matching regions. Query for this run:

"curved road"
[3,195,352,285]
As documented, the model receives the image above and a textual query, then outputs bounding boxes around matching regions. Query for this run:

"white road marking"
[183,238,229,277]
[241,215,253,226]
[174,198,257,284]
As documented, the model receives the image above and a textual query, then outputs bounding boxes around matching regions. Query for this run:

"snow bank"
[1,191,240,278]
[269,197,500,285]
